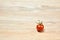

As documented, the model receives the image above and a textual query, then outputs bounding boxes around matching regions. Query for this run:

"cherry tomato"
[36,23,44,32]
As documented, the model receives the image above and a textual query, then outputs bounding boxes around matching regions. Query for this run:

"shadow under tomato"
[37,29,44,33]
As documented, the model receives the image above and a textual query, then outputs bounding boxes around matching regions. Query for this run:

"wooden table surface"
[0,0,60,40]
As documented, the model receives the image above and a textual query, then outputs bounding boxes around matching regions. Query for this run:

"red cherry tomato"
[36,24,44,32]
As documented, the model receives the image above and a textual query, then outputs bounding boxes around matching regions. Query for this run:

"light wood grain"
[0,0,60,40]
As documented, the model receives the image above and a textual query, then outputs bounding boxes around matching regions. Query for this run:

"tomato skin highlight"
[36,24,44,32]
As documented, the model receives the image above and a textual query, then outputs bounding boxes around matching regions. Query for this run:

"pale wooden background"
[0,0,60,40]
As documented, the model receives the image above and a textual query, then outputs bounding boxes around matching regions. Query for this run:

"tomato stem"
[37,20,43,25]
